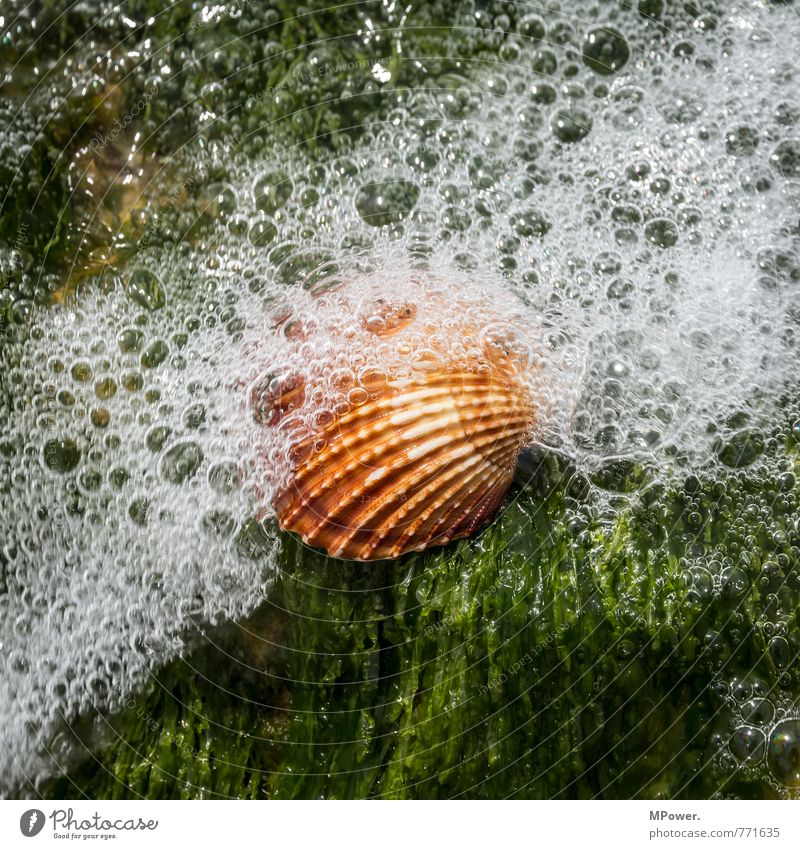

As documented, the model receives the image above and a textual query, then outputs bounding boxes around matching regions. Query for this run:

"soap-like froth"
[2,0,800,793]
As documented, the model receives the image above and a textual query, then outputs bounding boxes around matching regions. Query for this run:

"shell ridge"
[312,437,481,550]
[361,435,523,558]
[418,439,522,546]
[272,349,536,558]
[384,461,512,558]
[350,450,493,558]
[277,428,478,544]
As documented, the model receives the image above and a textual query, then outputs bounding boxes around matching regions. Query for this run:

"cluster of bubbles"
[2,0,800,793]
[714,678,800,791]
[218,4,800,483]
[0,271,279,790]
[668,465,800,794]
[238,267,557,495]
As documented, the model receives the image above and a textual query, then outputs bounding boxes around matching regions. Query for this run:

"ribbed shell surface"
[272,363,534,560]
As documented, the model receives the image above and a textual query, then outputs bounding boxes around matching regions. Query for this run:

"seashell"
[271,338,535,560]
[250,372,306,427]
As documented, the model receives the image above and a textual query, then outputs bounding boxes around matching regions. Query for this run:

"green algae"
[43,431,800,798]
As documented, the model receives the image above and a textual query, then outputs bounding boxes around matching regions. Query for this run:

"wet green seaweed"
[43,430,800,799]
